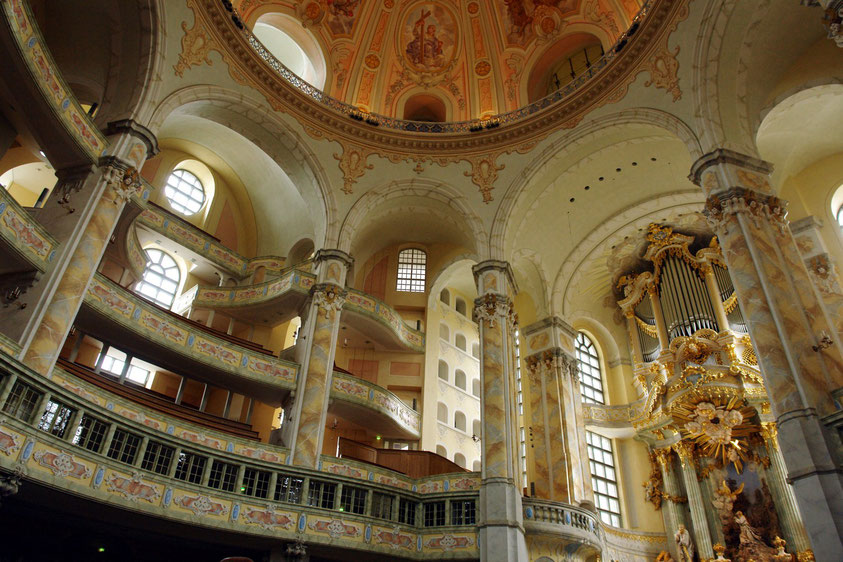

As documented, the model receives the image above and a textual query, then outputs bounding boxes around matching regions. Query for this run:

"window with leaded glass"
[135,249,181,308]
[586,430,621,527]
[423,501,446,527]
[38,399,75,438]
[398,498,417,525]
[141,441,175,475]
[575,332,604,404]
[275,474,304,503]
[2,381,42,423]
[396,248,426,292]
[451,499,476,525]
[241,467,271,498]
[174,451,208,484]
[307,480,336,509]
[208,460,238,492]
[340,485,366,514]
[72,415,109,452]
[164,168,206,216]
[107,429,142,465]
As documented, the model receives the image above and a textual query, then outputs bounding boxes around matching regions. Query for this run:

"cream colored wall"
[615,438,665,532]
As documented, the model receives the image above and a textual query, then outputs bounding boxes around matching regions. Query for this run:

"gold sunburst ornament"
[672,395,757,472]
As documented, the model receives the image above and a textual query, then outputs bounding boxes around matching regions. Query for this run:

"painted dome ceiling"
[235,0,642,120]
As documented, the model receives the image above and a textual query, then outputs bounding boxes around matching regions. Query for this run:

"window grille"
[451,500,476,525]
[576,332,604,404]
[174,452,208,484]
[241,468,271,498]
[164,169,206,215]
[340,485,367,514]
[371,492,393,520]
[587,430,622,527]
[135,249,181,308]
[72,415,109,452]
[396,248,426,292]
[274,474,304,503]
[423,501,446,527]
[307,480,337,509]
[2,381,42,423]
[107,429,142,465]
[398,498,417,525]
[38,399,75,438]
[141,441,175,475]
[208,460,238,492]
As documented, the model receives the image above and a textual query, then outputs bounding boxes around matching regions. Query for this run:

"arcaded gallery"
[0,0,841,560]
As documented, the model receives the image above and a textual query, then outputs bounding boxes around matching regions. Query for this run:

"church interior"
[0,0,842,560]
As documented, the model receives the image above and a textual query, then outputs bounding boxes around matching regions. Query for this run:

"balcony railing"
[522,497,603,549]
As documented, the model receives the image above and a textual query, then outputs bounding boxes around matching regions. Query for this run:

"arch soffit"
[336,179,489,258]
[147,85,336,246]
[489,108,702,260]
[551,191,704,318]
[570,318,620,367]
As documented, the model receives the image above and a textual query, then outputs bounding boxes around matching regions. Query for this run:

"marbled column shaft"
[22,165,133,375]
[675,445,713,559]
[657,449,687,561]
[761,424,811,553]
[693,149,843,559]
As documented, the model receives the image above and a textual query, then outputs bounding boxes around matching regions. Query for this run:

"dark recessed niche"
[651,157,657,161]
[616,168,621,172]
[598,176,604,181]
[584,185,590,190]
[632,162,638,166]
[569,197,575,202]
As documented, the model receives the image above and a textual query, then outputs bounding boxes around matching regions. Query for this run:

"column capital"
[105,119,160,158]
[313,249,353,286]
[689,148,773,187]
[703,187,789,235]
[472,260,518,295]
[309,283,347,319]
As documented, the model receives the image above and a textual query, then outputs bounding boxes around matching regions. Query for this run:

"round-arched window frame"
[576,332,604,404]
[836,204,843,228]
[164,169,206,216]
[136,249,181,308]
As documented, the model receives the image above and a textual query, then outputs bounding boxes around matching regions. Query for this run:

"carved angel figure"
[674,524,695,562]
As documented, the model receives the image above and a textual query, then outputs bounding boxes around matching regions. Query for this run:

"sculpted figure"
[674,524,695,562]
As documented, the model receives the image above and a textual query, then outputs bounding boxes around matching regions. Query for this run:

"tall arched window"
[436,445,447,458]
[438,360,449,382]
[164,169,206,216]
[576,332,604,404]
[439,289,450,305]
[586,431,621,527]
[454,453,466,468]
[437,402,448,423]
[454,369,467,390]
[455,333,467,351]
[396,248,426,292]
[455,298,467,316]
[472,419,481,438]
[135,249,181,308]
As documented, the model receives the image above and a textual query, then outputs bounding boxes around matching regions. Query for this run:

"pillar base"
[478,479,528,562]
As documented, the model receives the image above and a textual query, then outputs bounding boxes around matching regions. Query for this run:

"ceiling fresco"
[234,0,641,119]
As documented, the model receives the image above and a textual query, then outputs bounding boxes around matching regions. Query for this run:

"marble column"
[655,447,688,561]
[522,316,592,505]
[18,122,157,376]
[691,149,843,560]
[285,249,352,469]
[472,260,528,562]
[674,442,713,560]
[760,422,811,554]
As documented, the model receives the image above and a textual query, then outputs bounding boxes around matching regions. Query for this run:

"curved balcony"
[522,498,603,557]
[78,274,299,405]
[330,371,421,439]
[0,354,479,559]
[0,0,106,166]
[0,185,57,275]
[582,400,644,438]
[136,204,293,280]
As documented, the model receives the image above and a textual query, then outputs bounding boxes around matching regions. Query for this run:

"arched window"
[472,460,481,471]
[454,411,466,432]
[455,333,467,351]
[438,360,449,382]
[164,169,206,215]
[472,378,480,398]
[471,342,480,359]
[455,298,467,316]
[587,431,621,527]
[454,453,466,468]
[472,419,481,438]
[437,402,448,423]
[439,323,450,342]
[439,289,450,305]
[454,369,466,390]
[135,249,181,308]
[576,332,604,404]
[396,248,426,292]
[436,445,447,458]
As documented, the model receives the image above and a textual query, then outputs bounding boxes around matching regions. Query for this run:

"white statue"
[674,524,695,562]
[734,511,763,545]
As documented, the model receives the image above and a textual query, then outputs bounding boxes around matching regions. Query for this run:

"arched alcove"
[439,323,450,342]
[253,14,327,89]
[454,453,466,469]
[455,333,467,352]
[526,33,605,103]
[436,445,447,458]
[472,379,480,398]
[455,297,467,316]
[402,93,447,122]
[472,419,481,438]
[454,411,466,432]
[454,369,467,391]
[437,402,448,423]
[439,289,450,306]
[438,360,449,382]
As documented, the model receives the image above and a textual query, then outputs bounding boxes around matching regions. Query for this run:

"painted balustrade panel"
[3,0,107,158]
[522,498,603,546]
[344,289,425,352]
[0,187,58,271]
[192,269,315,308]
[320,456,480,495]
[330,372,421,437]
[136,205,301,279]
[582,400,646,427]
[84,274,299,389]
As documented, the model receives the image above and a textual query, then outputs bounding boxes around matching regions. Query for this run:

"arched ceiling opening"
[157,108,317,258]
[756,84,843,186]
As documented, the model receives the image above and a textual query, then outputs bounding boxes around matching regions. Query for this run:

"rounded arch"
[439,323,450,342]
[454,453,466,469]
[454,297,467,317]
[472,419,481,438]
[472,460,481,472]
[454,369,467,391]
[336,179,487,260]
[400,92,450,122]
[438,360,449,382]
[454,411,467,432]
[573,329,605,404]
[436,445,448,458]
[286,238,316,266]
[436,402,448,423]
[489,109,703,261]
[439,289,451,306]
[471,378,480,397]
[392,85,461,121]
[252,12,329,89]
[161,159,215,220]
[148,86,335,250]
[524,32,606,103]
[570,317,622,369]
[454,333,467,352]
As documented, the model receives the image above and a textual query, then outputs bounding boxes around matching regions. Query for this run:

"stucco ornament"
[312,285,346,319]
[684,401,742,445]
